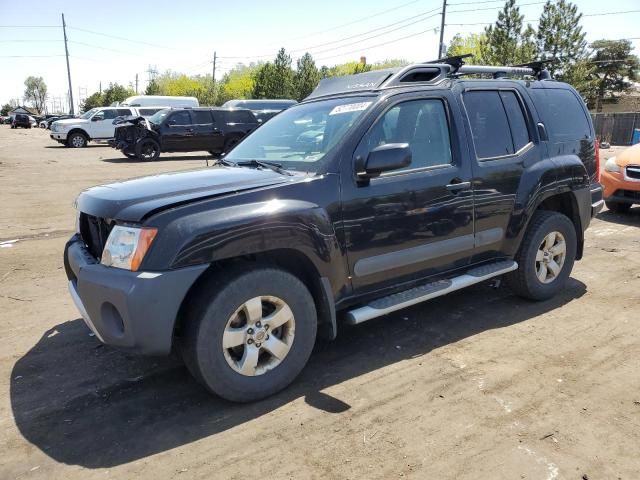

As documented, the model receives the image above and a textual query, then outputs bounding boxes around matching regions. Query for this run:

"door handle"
[445,181,472,193]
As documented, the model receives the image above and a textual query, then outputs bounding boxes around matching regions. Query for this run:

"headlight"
[101,225,157,271]
[604,157,620,173]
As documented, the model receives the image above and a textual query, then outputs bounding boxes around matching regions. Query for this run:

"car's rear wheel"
[605,201,632,214]
[135,139,160,161]
[181,267,317,402]
[506,210,577,301]
[67,132,87,148]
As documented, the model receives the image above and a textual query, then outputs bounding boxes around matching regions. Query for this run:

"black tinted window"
[360,99,452,171]
[464,91,513,158]
[533,89,591,142]
[499,91,530,151]
[226,110,256,124]
[117,109,132,116]
[168,111,191,126]
[192,110,213,125]
[101,110,118,120]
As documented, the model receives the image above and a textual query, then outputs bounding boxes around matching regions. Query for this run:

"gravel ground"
[0,127,639,480]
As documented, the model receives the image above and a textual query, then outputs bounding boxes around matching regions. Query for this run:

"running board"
[345,260,518,325]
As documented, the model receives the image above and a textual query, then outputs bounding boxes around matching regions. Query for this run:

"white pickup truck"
[49,106,165,148]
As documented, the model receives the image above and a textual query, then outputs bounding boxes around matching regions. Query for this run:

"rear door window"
[101,109,118,120]
[117,109,132,117]
[499,91,531,151]
[226,110,256,124]
[191,110,214,125]
[463,90,514,158]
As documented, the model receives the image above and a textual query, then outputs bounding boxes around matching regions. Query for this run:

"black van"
[111,107,258,161]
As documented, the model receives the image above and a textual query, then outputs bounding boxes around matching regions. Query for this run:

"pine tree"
[294,53,320,101]
[482,0,536,65]
[251,48,295,99]
[536,0,587,76]
[590,40,639,111]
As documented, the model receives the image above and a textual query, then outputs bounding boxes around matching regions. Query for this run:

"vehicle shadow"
[10,278,586,468]
[101,154,215,163]
[597,208,640,226]
[43,145,110,149]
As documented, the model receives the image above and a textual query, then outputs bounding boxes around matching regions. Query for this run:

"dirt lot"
[0,126,639,480]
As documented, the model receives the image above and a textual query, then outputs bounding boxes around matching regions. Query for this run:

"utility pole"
[99,81,102,94]
[438,0,447,59]
[61,13,74,114]
[135,73,139,94]
[212,51,217,84]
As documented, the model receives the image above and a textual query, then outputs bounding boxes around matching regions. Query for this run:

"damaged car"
[110,107,258,161]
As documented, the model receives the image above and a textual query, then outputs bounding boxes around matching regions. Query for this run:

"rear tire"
[180,267,317,402]
[67,132,87,148]
[605,201,632,214]
[506,210,577,301]
[135,138,160,161]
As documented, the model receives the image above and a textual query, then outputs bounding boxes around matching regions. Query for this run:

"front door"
[163,110,193,151]
[340,93,475,294]
[90,109,118,138]
[192,110,224,152]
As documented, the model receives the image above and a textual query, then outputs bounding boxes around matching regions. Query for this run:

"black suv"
[222,99,297,123]
[111,107,258,160]
[11,114,32,129]
[64,58,603,402]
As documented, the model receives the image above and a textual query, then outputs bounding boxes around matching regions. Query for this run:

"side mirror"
[168,119,177,126]
[91,115,103,122]
[358,143,412,179]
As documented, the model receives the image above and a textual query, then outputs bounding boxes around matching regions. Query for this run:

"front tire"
[506,210,577,301]
[135,138,160,161]
[181,268,317,402]
[605,201,632,214]
[67,132,87,148]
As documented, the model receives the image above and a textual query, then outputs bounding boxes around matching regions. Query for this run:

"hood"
[615,143,640,166]
[76,166,293,222]
[54,118,88,126]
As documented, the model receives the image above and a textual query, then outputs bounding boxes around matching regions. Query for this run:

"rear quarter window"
[226,110,256,124]
[532,88,591,142]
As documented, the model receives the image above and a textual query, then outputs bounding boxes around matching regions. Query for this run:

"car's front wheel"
[135,138,160,161]
[181,267,317,402]
[506,210,577,301]
[67,132,87,148]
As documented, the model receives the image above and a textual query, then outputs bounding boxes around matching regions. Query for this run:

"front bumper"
[50,132,68,142]
[601,170,640,205]
[64,234,208,355]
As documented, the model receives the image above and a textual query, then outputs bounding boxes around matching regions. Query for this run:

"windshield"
[79,108,98,120]
[148,108,171,125]
[226,96,374,173]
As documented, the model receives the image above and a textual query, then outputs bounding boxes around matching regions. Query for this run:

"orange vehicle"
[601,143,640,213]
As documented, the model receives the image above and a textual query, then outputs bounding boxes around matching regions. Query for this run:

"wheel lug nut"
[247,339,253,344]
[266,335,269,340]
[256,321,262,328]
[247,328,254,335]
[264,325,269,330]
[256,343,261,348]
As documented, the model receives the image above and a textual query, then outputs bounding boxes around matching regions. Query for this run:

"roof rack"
[305,56,552,100]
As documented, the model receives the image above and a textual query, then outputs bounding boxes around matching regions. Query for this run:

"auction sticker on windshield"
[329,102,372,116]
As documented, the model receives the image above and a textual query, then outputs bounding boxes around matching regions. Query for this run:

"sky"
[0,0,638,112]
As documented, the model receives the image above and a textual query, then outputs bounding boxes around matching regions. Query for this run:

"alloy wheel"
[535,231,566,284]
[222,296,295,376]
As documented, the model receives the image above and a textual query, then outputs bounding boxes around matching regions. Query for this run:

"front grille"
[79,213,113,259]
[626,165,640,181]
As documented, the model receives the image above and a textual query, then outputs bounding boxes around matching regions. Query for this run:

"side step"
[345,260,518,325]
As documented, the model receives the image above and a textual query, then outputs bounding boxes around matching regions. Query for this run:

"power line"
[0,39,62,43]
[219,9,442,60]
[315,24,440,62]
[0,54,65,58]
[66,25,177,49]
[448,1,547,14]
[0,25,58,28]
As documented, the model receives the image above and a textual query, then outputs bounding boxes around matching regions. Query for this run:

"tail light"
[595,138,601,183]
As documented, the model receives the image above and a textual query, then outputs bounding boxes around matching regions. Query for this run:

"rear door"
[458,84,546,263]
[192,110,223,152]
[163,110,193,151]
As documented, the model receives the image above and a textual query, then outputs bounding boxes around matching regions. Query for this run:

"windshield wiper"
[212,157,237,167]
[235,159,293,176]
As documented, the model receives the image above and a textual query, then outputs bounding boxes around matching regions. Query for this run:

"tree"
[294,53,320,101]
[482,0,536,65]
[252,48,295,99]
[1,103,11,116]
[446,33,489,64]
[80,92,103,112]
[219,64,258,104]
[536,0,587,77]
[23,76,47,113]
[145,79,161,95]
[589,39,639,111]
[102,83,134,106]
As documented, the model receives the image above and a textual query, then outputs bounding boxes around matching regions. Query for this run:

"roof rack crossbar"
[425,54,472,73]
